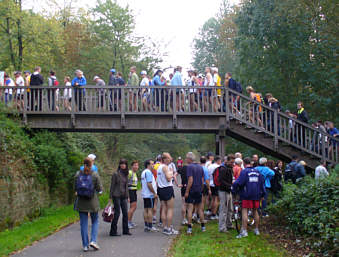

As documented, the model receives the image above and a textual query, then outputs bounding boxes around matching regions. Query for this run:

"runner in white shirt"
[140,71,150,111]
[63,76,72,111]
[157,152,179,236]
[208,156,222,220]
[141,159,159,232]
[204,152,214,215]
[14,71,25,109]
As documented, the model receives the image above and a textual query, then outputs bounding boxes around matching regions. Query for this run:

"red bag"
[102,204,114,223]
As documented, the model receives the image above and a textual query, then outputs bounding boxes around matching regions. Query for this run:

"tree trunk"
[17,0,23,70]
[6,17,16,69]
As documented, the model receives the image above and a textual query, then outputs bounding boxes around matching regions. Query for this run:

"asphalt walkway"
[12,188,182,257]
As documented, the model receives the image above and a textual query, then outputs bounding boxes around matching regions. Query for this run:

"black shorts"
[202,184,209,196]
[157,186,174,201]
[129,190,137,203]
[143,198,155,209]
[211,186,219,196]
[181,186,187,197]
[185,191,202,204]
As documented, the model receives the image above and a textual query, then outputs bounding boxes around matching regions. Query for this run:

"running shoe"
[162,228,172,235]
[254,228,260,235]
[144,227,151,232]
[83,246,89,252]
[170,226,179,235]
[181,218,188,225]
[236,230,248,238]
[201,226,206,232]
[187,227,192,234]
[89,242,100,250]
[150,226,159,232]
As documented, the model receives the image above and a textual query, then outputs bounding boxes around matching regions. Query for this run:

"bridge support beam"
[215,132,226,157]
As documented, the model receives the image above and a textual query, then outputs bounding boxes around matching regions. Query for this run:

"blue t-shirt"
[141,169,156,198]
[80,164,98,173]
[186,163,204,193]
[203,166,209,185]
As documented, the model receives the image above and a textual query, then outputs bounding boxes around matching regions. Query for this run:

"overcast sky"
[26,0,239,71]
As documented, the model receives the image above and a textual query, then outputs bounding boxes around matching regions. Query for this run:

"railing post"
[274,109,278,151]
[121,87,125,128]
[71,87,75,127]
[23,87,27,125]
[225,87,230,128]
[172,88,177,129]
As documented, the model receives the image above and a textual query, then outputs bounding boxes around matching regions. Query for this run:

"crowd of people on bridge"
[74,150,330,252]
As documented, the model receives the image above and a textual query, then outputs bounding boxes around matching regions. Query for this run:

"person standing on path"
[109,159,132,236]
[218,155,234,233]
[232,157,266,238]
[141,159,159,232]
[74,157,103,252]
[184,152,206,234]
[157,152,179,235]
[200,156,211,223]
[128,160,139,229]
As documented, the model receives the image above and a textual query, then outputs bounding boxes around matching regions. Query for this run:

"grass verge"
[0,193,109,257]
[168,221,289,257]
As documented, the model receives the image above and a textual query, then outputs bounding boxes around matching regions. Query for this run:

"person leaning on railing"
[72,70,87,111]
[29,66,44,111]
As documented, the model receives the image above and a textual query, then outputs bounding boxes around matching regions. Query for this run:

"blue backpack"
[76,172,94,199]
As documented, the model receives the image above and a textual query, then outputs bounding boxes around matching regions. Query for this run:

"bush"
[268,168,339,256]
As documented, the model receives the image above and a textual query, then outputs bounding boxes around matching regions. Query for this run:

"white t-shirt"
[16,76,25,94]
[141,169,156,198]
[315,165,329,180]
[63,82,72,98]
[140,77,149,87]
[157,164,173,188]
[208,163,220,187]
[5,79,15,94]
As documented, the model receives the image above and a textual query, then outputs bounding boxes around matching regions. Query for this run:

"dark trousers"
[110,197,129,234]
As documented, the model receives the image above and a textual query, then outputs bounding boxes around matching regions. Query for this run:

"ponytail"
[83,157,93,175]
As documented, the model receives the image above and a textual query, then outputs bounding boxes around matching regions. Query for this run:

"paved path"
[12,188,182,257]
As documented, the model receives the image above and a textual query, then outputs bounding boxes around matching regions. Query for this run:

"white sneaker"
[90,242,100,250]
[170,226,179,235]
[83,246,89,252]
[236,230,248,238]
[163,228,172,235]
[254,228,260,235]
[150,226,159,232]
[181,218,188,225]
[187,227,192,234]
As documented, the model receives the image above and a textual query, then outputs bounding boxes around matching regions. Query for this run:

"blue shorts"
[185,191,202,204]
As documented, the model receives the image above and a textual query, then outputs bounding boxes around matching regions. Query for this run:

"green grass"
[0,193,109,257]
[169,221,289,257]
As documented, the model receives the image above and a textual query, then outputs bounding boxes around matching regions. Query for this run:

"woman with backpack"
[74,157,103,252]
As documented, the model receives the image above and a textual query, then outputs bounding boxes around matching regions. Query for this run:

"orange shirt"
[233,165,242,181]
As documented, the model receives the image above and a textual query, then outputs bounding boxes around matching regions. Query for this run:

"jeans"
[261,189,269,215]
[110,197,129,234]
[218,191,233,231]
[79,212,99,247]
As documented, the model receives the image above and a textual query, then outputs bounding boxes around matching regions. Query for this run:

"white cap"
[235,158,243,165]
[93,76,99,81]
[88,154,96,160]
[212,67,218,73]
[141,70,147,75]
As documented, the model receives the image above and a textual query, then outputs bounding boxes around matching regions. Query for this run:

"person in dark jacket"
[218,155,234,233]
[232,157,266,238]
[108,159,131,236]
[270,160,283,203]
[29,66,44,111]
[74,157,103,252]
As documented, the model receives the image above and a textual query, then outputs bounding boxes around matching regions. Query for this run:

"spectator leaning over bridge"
[204,67,214,111]
[140,70,150,111]
[14,71,25,110]
[128,66,139,112]
[315,161,329,180]
[24,71,31,110]
[72,70,87,111]
[327,122,339,158]
[48,70,59,111]
[74,157,103,252]
[63,76,72,112]
[108,68,117,86]
[246,86,263,130]
[255,158,274,217]
[296,101,309,147]
[4,73,15,105]
[30,66,44,111]
[152,70,166,111]
[232,157,266,238]
[171,66,184,112]
[93,76,105,111]
[212,67,221,112]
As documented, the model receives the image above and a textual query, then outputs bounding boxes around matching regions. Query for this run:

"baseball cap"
[88,154,96,160]
[110,69,116,73]
[141,70,147,75]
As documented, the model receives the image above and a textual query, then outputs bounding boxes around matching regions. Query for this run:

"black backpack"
[235,81,243,94]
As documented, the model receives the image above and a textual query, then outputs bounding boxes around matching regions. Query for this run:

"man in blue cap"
[108,69,118,111]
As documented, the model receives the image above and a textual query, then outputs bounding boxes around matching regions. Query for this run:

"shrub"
[268,167,339,256]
